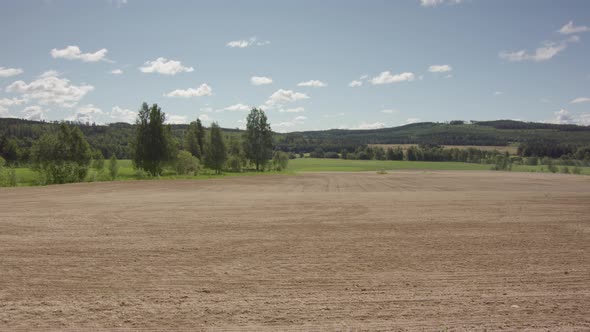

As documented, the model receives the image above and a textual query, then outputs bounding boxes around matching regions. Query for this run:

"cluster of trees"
[3,117,590,164]
[132,104,279,176]
[518,139,590,160]
[0,103,285,185]
[310,144,506,164]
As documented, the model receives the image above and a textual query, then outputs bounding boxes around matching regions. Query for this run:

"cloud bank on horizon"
[0,0,589,130]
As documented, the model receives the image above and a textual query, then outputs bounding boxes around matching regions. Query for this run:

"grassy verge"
[287,158,590,175]
[7,158,589,187]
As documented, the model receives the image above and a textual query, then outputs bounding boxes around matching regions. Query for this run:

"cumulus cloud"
[165,83,212,98]
[251,76,273,85]
[550,109,590,126]
[110,106,136,123]
[51,45,109,62]
[297,80,327,87]
[21,105,48,121]
[110,69,123,75]
[67,104,103,123]
[370,71,415,85]
[494,91,503,96]
[274,115,307,131]
[0,97,26,107]
[139,57,194,75]
[570,97,590,104]
[420,0,463,7]
[406,118,421,124]
[349,80,362,87]
[265,89,309,107]
[0,67,23,77]
[226,36,270,48]
[428,64,452,73]
[167,114,188,124]
[223,103,250,112]
[381,109,399,114]
[352,122,386,130]
[6,70,93,108]
[558,21,590,35]
[278,107,304,113]
[499,37,578,62]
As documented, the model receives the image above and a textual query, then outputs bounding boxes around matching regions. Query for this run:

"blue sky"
[0,0,589,131]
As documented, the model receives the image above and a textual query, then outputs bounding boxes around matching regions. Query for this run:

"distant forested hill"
[1,117,590,159]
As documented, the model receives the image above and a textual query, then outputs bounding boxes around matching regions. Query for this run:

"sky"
[0,0,589,132]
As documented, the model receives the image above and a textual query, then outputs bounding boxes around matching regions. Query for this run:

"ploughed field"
[1,171,589,330]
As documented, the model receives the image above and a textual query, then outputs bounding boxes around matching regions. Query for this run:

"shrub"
[324,151,339,159]
[547,160,558,173]
[175,150,200,175]
[109,155,119,180]
[572,166,582,175]
[227,155,242,172]
[272,151,289,171]
[92,150,105,171]
[524,156,538,166]
[561,166,570,174]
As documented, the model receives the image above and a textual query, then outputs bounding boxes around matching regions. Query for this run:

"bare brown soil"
[1,171,589,331]
[369,143,518,155]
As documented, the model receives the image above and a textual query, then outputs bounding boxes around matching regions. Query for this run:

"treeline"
[1,103,288,185]
[2,117,590,165]
[309,144,506,163]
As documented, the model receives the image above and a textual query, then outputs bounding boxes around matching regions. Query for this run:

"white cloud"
[428,64,452,73]
[51,45,109,62]
[349,80,362,87]
[251,76,273,85]
[167,114,188,124]
[67,104,103,123]
[0,97,26,107]
[21,105,47,121]
[420,0,463,7]
[494,91,503,96]
[370,71,415,85]
[0,67,23,77]
[6,70,93,108]
[278,107,304,113]
[550,109,590,126]
[265,89,309,107]
[558,21,590,35]
[499,37,578,62]
[110,69,123,75]
[274,115,307,131]
[297,80,327,87]
[226,36,270,48]
[108,0,128,7]
[198,114,212,122]
[165,83,212,98]
[224,103,250,112]
[355,122,386,130]
[110,106,136,123]
[406,118,421,124]
[139,57,194,75]
[570,97,590,104]
[381,109,399,114]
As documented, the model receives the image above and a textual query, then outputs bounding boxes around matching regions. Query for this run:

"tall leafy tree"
[132,102,175,176]
[183,121,201,159]
[31,123,92,183]
[243,108,273,171]
[196,118,205,158]
[205,122,226,174]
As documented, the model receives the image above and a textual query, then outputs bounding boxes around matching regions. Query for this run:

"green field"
[5,158,589,187]
[287,158,590,174]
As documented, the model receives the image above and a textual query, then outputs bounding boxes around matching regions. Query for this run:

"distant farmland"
[369,143,519,155]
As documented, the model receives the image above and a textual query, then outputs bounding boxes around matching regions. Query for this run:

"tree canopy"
[243,108,273,171]
[132,102,176,176]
